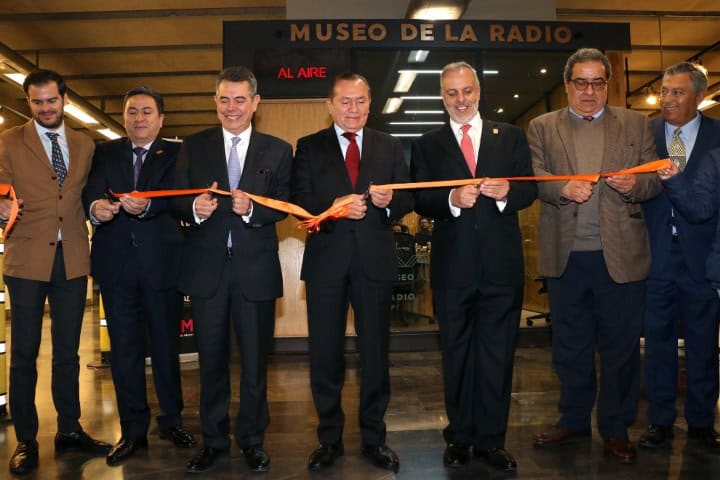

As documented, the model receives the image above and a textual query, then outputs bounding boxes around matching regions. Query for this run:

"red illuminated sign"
[277,66,328,79]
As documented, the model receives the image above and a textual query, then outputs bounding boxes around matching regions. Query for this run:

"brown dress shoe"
[604,437,637,464]
[534,426,591,447]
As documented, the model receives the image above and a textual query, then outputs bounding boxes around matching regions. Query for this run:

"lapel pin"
[493,128,499,135]
[155,149,163,155]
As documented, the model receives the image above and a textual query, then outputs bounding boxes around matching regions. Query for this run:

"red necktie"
[343,132,360,189]
[460,124,476,176]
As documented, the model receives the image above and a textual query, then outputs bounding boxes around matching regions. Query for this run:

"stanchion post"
[87,290,111,369]
[0,239,8,418]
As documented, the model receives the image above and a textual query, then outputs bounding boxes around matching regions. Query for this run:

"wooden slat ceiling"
[0,0,717,139]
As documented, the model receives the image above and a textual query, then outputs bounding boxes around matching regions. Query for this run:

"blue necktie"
[133,147,147,188]
[228,136,242,189]
[46,132,67,188]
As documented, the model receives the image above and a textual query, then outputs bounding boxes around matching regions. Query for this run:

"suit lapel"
[438,124,471,177]
[136,138,167,190]
[477,121,498,177]
[239,130,263,190]
[555,109,578,175]
[324,127,353,191]
[602,107,623,172]
[206,128,230,190]
[22,122,56,176]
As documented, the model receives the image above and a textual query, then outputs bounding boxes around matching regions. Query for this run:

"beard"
[34,109,64,129]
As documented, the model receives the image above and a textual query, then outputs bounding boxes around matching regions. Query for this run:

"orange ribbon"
[109,159,671,233]
[0,184,20,236]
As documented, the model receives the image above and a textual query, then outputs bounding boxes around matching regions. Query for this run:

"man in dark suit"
[172,66,292,474]
[291,73,413,473]
[529,48,662,463]
[82,86,196,465]
[0,69,111,475]
[411,61,536,472]
[639,62,720,451]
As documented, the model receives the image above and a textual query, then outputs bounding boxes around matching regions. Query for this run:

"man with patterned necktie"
[640,62,720,452]
[83,86,196,466]
[0,69,112,475]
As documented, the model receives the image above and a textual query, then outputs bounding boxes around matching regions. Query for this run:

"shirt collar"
[449,112,482,134]
[34,119,67,140]
[665,111,701,137]
[334,123,363,142]
[221,124,252,145]
[568,107,605,120]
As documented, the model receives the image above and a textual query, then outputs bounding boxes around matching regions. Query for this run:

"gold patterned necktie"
[668,127,686,171]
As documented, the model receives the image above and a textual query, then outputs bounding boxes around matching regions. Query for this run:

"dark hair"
[328,72,371,99]
[664,62,708,94]
[124,86,165,114]
[216,66,257,97]
[22,69,67,97]
[563,48,612,82]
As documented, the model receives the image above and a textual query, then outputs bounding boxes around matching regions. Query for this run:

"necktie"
[227,136,242,189]
[46,132,67,187]
[582,115,594,122]
[343,132,360,189]
[460,124,476,176]
[133,147,147,188]
[668,128,686,171]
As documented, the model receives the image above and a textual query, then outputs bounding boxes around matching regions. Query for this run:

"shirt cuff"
[241,201,253,223]
[88,200,101,225]
[192,198,206,224]
[448,190,461,217]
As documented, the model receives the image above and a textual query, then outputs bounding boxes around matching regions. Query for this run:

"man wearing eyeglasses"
[639,62,720,452]
[528,48,662,463]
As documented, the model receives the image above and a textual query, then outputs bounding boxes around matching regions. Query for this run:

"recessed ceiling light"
[404,110,445,115]
[382,97,403,114]
[539,68,548,75]
[496,107,504,114]
[3,73,26,85]
[513,93,520,99]
[97,128,122,140]
[408,50,429,63]
[394,71,417,93]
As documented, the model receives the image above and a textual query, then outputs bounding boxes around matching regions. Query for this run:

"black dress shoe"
[242,445,270,472]
[55,430,112,456]
[638,424,673,449]
[106,437,148,466]
[9,440,39,475]
[361,444,400,473]
[688,427,720,450]
[308,442,344,470]
[159,425,196,448]
[474,447,517,472]
[186,447,228,473]
[443,443,470,468]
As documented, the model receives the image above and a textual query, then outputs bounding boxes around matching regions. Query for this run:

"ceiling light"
[698,99,717,110]
[97,128,122,140]
[401,96,442,100]
[483,70,499,75]
[513,94,520,99]
[496,107,504,114]
[0,115,4,125]
[539,68,548,75]
[3,72,25,85]
[382,97,403,114]
[388,121,445,126]
[407,0,467,20]
[645,87,658,106]
[408,50,429,63]
[404,110,445,114]
[394,71,417,93]
[64,104,99,125]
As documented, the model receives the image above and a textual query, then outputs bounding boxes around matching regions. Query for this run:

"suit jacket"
[291,126,413,282]
[662,148,720,287]
[0,120,93,281]
[82,137,183,290]
[411,121,537,288]
[172,126,292,300]
[641,114,720,283]
[528,105,662,283]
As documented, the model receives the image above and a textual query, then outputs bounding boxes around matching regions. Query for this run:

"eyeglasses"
[569,78,608,91]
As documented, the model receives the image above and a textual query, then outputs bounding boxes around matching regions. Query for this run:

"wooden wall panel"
[253,99,359,337]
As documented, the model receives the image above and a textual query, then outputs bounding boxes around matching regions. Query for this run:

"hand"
[561,180,594,203]
[91,198,120,222]
[194,181,219,220]
[0,197,22,221]
[334,193,366,220]
[119,195,149,216]
[450,184,481,209]
[369,187,393,208]
[478,179,509,201]
[605,174,636,195]
[657,162,679,180]
[231,189,252,216]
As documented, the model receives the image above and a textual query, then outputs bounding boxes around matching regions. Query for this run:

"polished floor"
[0,307,719,479]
